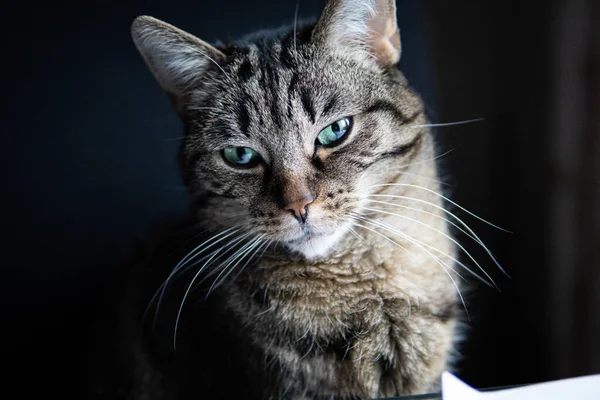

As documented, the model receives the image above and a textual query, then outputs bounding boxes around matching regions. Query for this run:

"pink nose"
[284,196,315,223]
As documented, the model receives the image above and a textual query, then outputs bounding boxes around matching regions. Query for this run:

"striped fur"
[91,1,462,399]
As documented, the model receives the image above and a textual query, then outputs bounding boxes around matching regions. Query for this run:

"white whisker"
[348,226,366,242]
[350,218,469,318]
[363,183,511,234]
[195,232,256,286]
[173,249,222,349]
[173,231,252,348]
[293,1,300,53]
[143,227,240,328]
[230,238,272,283]
[388,171,455,187]
[206,235,266,297]
[200,52,230,79]
[363,193,507,276]
[393,147,457,170]
[362,199,478,243]
[187,106,221,113]
[358,211,493,287]
[351,215,465,281]
[411,118,484,129]
[363,207,496,287]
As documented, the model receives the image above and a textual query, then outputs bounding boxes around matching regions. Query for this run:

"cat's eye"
[316,117,352,147]
[222,147,261,168]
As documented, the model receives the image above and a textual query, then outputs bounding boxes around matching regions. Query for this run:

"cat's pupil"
[237,148,248,161]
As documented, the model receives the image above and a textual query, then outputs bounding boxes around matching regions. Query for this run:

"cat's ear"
[313,0,401,68]
[131,16,226,113]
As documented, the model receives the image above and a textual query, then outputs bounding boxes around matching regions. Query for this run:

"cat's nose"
[284,195,315,224]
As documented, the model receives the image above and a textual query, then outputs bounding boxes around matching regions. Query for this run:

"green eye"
[316,117,352,147]
[222,147,261,167]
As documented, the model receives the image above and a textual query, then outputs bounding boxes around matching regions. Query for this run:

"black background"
[2,0,598,398]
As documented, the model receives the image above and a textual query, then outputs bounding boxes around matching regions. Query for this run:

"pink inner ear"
[367,0,401,66]
[369,20,401,66]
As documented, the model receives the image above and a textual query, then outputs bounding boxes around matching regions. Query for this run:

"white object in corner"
[442,371,600,400]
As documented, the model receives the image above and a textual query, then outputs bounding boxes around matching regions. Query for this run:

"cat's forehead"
[195,43,365,145]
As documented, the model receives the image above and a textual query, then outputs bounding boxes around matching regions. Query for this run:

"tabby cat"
[86,0,497,398]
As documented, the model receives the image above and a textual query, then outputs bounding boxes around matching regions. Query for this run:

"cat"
[85,0,499,398]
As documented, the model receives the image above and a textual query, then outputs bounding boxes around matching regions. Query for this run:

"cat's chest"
[245,277,442,398]
[217,255,456,398]
[238,259,420,357]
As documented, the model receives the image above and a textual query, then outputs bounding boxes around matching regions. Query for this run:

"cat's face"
[182,45,424,259]
[132,0,427,259]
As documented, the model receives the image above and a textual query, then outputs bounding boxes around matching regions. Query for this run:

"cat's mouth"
[286,225,324,243]
[288,231,323,243]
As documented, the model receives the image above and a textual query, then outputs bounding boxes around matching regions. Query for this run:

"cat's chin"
[284,227,349,260]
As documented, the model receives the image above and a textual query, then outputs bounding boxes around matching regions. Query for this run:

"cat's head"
[131,0,429,259]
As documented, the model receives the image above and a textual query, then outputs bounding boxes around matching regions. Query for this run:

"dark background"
[2,0,598,397]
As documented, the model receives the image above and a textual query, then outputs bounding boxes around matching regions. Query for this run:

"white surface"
[442,371,600,400]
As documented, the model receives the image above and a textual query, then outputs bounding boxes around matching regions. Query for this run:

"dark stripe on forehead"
[300,87,316,123]
[322,94,338,118]
[366,100,412,123]
[258,53,284,128]
[269,88,283,128]
[343,133,424,172]
[236,103,251,136]
[379,134,423,160]
[376,134,424,168]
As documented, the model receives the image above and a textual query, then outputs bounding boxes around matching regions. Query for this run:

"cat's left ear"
[313,0,401,68]
[131,16,226,114]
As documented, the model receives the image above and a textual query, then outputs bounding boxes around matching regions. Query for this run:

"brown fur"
[85,1,463,399]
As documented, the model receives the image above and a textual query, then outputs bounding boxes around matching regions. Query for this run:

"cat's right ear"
[313,0,401,69]
[131,16,226,114]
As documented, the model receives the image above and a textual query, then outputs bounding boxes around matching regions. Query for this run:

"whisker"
[193,232,255,285]
[197,51,230,80]
[229,238,273,284]
[392,147,457,170]
[173,248,223,349]
[206,235,266,297]
[162,213,249,259]
[176,227,241,272]
[362,183,511,233]
[143,227,241,328]
[387,170,455,187]
[362,199,478,243]
[172,231,252,347]
[187,106,222,113]
[293,1,300,53]
[357,212,492,287]
[346,220,437,288]
[410,118,484,129]
[362,193,507,276]
[349,218,469,318]
[348,226,366,242]
[351,215,466,281]
[363,207,496,287]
